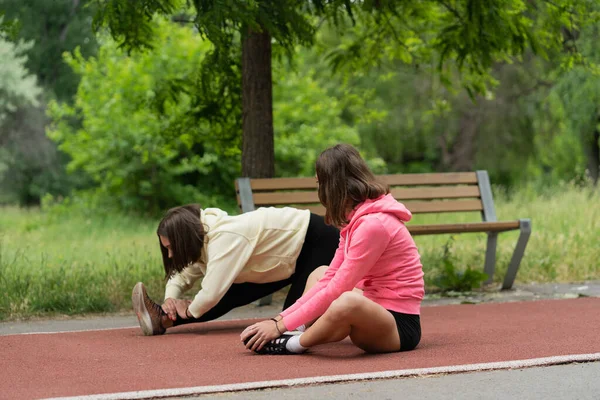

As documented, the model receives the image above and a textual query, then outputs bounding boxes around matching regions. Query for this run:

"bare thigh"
[334,292,400,353]
[305,266,363,295]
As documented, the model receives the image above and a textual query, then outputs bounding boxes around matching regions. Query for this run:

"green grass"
[0,207,164,320]
[1,183,599,320]
[414,183,600,288]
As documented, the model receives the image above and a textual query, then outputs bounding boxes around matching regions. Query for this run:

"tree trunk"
[241,27,274,178]
[586,118,600,185]
[439,106,479,171]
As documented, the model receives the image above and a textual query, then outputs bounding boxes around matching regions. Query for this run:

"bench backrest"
[235,171,497,222]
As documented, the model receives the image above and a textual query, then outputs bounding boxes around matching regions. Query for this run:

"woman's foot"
[252,334,308,355]
[131,282,172,336]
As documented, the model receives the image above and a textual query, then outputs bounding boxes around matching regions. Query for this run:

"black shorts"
[388,310,421,352]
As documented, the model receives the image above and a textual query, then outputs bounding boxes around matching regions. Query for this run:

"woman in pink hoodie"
[241,144,424,355]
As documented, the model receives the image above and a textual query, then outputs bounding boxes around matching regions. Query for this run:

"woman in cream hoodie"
[132,204,339,336]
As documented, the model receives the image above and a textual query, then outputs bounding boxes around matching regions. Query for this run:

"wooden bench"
[235,171,531,304]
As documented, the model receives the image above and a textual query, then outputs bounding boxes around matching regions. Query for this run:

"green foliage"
[273,54,384,177]
[48,17,387,211]
[48,19,241,213]
[90,0,333,136]
[313,25,596,187]
[90,0,360,180]
[0,37,40,124]
[0,36,58,205]
[0,2,100,205]
[324,0,600,96]
[432,237,488,293]
[0,0,99,101]
[93,0,600,102]
[311,53,543,182]
[0,104,84,206]
[541,23,600,183]
[92,0,328,53]
[0,13,18,40]
[87,0,600,195]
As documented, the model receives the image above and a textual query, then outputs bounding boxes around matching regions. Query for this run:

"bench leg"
[484,233,498,285]
[502,219,532,290]
[256,294,273,306]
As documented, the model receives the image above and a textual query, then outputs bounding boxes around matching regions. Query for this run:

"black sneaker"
[254,334,297,355]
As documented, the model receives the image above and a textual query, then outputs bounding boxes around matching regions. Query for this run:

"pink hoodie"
[280,193,425,331]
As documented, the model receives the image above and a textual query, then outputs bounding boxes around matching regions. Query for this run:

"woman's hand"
[240,320,281,351]
[161,298,178,321]
[162,298,192,320]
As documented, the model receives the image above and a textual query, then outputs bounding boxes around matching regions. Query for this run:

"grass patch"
[414,182,600,290]
[0,207,164,320]
[1,183,598,320]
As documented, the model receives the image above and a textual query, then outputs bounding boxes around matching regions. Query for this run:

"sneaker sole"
[132,282,154,336]
[283,330,303,335]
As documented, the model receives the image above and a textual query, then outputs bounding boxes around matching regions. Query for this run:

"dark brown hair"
[157,204,205,279]
[316,144,389,228]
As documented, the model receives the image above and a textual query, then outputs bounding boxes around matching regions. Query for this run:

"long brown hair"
[316,144,389,228]
[157,204,205,279]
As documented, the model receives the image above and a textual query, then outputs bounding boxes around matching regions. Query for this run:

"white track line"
[1,326,139,336]
[1,317,258,337]
[43,352,600,400]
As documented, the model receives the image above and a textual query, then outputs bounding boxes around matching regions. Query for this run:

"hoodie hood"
[201,207,229,227]
[342,194,412,233]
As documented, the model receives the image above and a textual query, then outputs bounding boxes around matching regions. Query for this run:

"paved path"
[3,281,599,335]
[3,298,599,400]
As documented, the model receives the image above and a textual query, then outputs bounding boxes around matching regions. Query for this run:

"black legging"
[174,213,339,325]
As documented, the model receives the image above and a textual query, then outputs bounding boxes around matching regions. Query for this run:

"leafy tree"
[47,19,384,211]
[308,1,599,188]
[272,52,385,177]
[0,1,100,205]
[545,24,600,185]
[0,37,40,124]
[0,0,98,101]
[48,20,240,213]
[1,104,81,205]
[0,36,49,204]
[91,0,596,182]
[0,12,17,39]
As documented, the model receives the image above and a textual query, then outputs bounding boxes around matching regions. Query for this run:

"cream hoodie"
[164,207,311,318]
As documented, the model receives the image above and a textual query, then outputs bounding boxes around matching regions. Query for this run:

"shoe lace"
[143,293,166,318]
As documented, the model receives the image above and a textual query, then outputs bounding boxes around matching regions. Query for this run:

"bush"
[47,19,241,214]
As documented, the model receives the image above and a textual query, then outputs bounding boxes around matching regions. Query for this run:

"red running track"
[3,298,600,400]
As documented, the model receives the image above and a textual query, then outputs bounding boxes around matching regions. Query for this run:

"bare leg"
[299,266,363,330]
[299,291,400,353]
[304,266,364,296]
[291,266,327,330]
[302,265,328,295]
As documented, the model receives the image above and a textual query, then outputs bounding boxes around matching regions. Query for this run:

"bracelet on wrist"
[270,318,283,335]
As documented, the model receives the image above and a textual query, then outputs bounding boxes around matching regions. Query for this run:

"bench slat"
[408,221,520,235]
[390,186,480,200]
[404,199,483,213]
[380,172,479,186]
[241,186,482,208]
[239,172,479,192]
[243,177,317,191]
[253,199,483,216]
[250,191,320,205]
